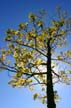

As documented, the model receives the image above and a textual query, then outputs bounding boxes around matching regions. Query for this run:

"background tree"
[0,7,71,108]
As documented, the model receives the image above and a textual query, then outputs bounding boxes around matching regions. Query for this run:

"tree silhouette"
[0,8,71,108]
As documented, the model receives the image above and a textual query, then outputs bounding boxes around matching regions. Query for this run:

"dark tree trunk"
[47,40,56,108]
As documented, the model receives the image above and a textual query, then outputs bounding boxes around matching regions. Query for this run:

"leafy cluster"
[0,9,71,104]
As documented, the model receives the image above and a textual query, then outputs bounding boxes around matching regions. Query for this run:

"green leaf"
[33,93,40,100]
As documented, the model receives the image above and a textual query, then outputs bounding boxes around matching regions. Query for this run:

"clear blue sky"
[0,0,71,108]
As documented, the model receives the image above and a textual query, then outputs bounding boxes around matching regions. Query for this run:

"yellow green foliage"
[33,93,40,100]
[0,9,71,105]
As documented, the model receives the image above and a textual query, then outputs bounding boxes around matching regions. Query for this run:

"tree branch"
[6,40,47,57]
[52,69,61,78]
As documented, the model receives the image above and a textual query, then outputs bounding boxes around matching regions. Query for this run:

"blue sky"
[0,0,71,108]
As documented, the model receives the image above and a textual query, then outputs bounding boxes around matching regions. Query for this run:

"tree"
[0,7,71,108]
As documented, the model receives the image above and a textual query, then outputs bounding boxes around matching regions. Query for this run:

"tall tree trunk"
[47,40,56,108]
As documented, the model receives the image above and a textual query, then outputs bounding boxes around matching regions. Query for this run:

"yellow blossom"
[33,59,42,65]
[13,51,18,58]
[37,20,44,27]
